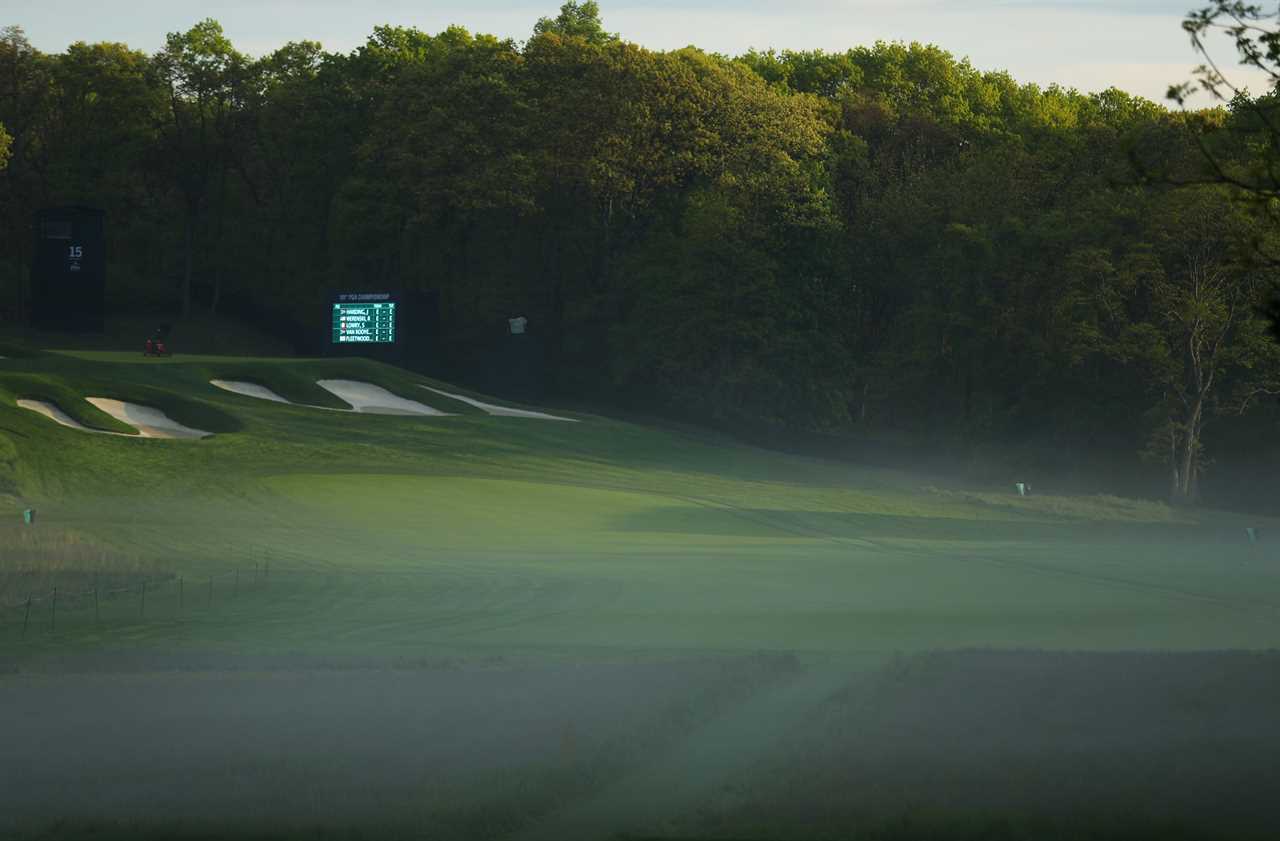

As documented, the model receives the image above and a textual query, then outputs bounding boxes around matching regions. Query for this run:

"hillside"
[2,345,1277,658]
[6,13,1280,509]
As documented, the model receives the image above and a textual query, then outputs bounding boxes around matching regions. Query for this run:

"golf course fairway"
[3,348,1279,840]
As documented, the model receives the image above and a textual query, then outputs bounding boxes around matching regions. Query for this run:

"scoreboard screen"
[332,294,396,344]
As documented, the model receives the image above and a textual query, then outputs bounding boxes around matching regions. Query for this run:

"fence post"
[22,595,31,638]
[50,587,56,633]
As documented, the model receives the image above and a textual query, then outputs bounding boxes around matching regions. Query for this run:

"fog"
[3,647,1278,840]
[9,0,1280,834]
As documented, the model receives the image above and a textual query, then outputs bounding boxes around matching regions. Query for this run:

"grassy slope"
[6,343,1280,841]
[1,347,1279,658]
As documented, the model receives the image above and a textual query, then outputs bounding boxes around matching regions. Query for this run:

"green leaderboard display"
[332,301,396,344]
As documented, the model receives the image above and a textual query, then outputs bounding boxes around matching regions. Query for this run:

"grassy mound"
[84,382,242,435]
[0,373,137,434]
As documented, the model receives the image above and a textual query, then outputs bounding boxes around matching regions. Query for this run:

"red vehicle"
[143,337,171,357]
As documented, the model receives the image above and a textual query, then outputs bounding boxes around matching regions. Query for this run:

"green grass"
[0,371,138,433]
[6,334,1280,841]
[1,338,1279,658]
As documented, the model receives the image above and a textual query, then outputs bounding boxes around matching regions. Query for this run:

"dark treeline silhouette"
[3,3,1280,507]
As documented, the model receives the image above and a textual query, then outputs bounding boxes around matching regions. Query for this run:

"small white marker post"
[1015,482,1026,497]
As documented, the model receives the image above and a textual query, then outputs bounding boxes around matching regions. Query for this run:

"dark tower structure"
[30,206,106,332]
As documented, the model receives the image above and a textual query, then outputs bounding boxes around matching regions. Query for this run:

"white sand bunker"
[210,379,292,404]
[315,380,449,416]
[418,385,576,421]
[16,399,130,436]
[85,398,213,439]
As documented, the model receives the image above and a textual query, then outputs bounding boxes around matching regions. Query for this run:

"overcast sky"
[5,1,1269,105]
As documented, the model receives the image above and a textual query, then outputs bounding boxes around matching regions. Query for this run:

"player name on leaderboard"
[333,302,396,343]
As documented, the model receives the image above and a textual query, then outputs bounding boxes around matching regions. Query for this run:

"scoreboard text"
[332,300,396,343]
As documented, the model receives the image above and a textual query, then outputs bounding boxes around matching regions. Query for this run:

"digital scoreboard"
[331,293,397,344]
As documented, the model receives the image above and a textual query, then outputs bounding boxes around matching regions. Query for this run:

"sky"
[5,0,1270,105]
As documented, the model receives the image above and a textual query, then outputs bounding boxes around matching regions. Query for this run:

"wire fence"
[0,560,275,639]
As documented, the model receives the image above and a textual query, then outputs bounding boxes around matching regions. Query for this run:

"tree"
[45,41,160,207]
[1166,4,1280,346]
[1158,191,1280,502]
[1165,5,1280,205]
[1059,188,1280,503]
[1174,2,1280,109]
[1,8,1276,506]
[0,25,53,322]
[533,2,617,45]
[336,26,531,297]
[151,18,253,316]
[601,49,840,425]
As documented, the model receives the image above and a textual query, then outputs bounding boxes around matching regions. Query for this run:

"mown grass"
[1,653,800,841]
[0,335,1277,658]
[660,650,1280,841]
[11,812,1262,841]
[4,334,1280,841]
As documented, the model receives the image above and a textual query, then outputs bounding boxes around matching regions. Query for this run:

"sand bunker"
[418,385,576,421]
[210,379,292,404]
[16,399,129,436]
[315,380,449,416]
[210,377,570,421]
[85,398,213,439]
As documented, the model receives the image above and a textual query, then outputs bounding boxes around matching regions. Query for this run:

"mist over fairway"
[2,347,1280,840]
[7,350,1279,656]
[11,0,1280,835]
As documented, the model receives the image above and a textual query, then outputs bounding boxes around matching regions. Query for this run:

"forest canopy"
[2,4,1279,507]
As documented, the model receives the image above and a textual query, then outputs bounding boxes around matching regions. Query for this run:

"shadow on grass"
[668,650,1280,841]
[613,506,1259,546]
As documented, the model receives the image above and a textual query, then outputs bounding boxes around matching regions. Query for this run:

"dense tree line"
[3,3,1280,505]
